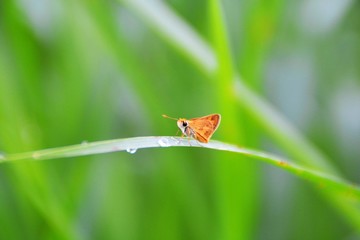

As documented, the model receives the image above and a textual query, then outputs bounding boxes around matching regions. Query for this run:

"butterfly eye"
[182,121,188,127]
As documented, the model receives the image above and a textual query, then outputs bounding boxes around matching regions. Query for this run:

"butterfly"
[162,113,221,143]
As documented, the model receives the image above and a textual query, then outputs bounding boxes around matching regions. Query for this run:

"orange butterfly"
[162,114,221,143]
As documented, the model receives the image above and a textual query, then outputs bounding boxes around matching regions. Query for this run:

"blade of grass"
[0,55,76,239]
[1,136,359,200]
[234,79,338,174]
[208,0,257,239]
[121,0,216,75]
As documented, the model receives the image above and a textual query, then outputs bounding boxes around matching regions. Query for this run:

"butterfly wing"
[189,114,221,143]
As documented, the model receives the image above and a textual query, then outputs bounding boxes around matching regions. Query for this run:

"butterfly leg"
[184,127,195,146]
[179,133,192,145]
[187,135,193,146]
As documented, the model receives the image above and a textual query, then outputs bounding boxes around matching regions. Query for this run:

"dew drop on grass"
[126,148,137,154]
[158,138,170,147]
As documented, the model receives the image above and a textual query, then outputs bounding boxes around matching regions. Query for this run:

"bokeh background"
[1,0,360,239]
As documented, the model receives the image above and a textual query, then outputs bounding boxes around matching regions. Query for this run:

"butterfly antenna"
[162,114,178,120]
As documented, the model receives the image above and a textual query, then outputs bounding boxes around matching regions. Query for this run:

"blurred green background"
[1,0,360,239]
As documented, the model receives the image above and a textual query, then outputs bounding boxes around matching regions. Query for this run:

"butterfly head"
[177,118,189,133]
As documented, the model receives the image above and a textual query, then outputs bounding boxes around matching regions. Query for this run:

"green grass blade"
[208,1,257,238]
[234,80,339,174]
[121,0,216,75]
[2,136,359,201]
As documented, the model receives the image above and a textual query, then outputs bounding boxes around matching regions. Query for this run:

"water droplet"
[126,148,137,154]
[158,138,170,147]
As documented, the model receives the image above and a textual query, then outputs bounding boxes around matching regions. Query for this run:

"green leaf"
[3,136,360,201]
